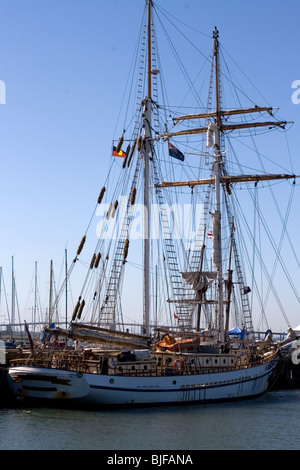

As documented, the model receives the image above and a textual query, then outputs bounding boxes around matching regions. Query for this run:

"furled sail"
[182,271,217,293]
[43,324,150,349]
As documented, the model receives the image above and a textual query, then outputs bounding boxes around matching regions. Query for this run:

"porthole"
[173,380,177,385]
[109,378,114,384]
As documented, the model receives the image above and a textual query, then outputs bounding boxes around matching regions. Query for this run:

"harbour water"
[0,389,299,451]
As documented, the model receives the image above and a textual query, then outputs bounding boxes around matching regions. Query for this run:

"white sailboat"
[8,0,298,407]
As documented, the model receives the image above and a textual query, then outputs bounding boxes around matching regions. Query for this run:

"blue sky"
[0,0,299,331]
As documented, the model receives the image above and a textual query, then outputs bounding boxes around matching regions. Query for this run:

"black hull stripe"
[89,367,275,393]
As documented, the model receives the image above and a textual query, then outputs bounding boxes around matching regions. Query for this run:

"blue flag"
[168,143,184,161]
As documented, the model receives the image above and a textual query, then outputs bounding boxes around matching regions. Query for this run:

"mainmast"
[155,26,297,339]
[142,0,153,335]
[11,256,15,337]
[212,27,224,343]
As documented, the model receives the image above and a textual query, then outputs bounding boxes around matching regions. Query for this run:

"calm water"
[0,390,299,450]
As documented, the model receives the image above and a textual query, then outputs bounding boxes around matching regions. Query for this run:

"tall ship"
[8,0,298,407]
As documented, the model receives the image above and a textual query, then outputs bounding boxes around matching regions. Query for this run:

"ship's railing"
[9,347,277,376]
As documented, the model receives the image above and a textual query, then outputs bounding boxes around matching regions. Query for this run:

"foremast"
[142,0,153,336]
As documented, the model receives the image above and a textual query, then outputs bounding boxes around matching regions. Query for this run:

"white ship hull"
[8,359,277,407]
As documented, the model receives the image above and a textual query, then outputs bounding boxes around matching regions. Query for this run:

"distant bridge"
[0,321,287,342]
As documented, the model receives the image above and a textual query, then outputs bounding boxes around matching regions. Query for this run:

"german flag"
[112,146,126,157]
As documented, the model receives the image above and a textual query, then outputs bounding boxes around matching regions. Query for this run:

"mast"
[212,27,224,343]
[154,26,297,340]
[142,0,153,335]
[196,244,205,332]
[11,256,15,338]
[49,259,53,327]
[0,267,2,322]
[65,248,68,329]
[147,0,152,101]
[33,261,38,332]
[225,223,234,332]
